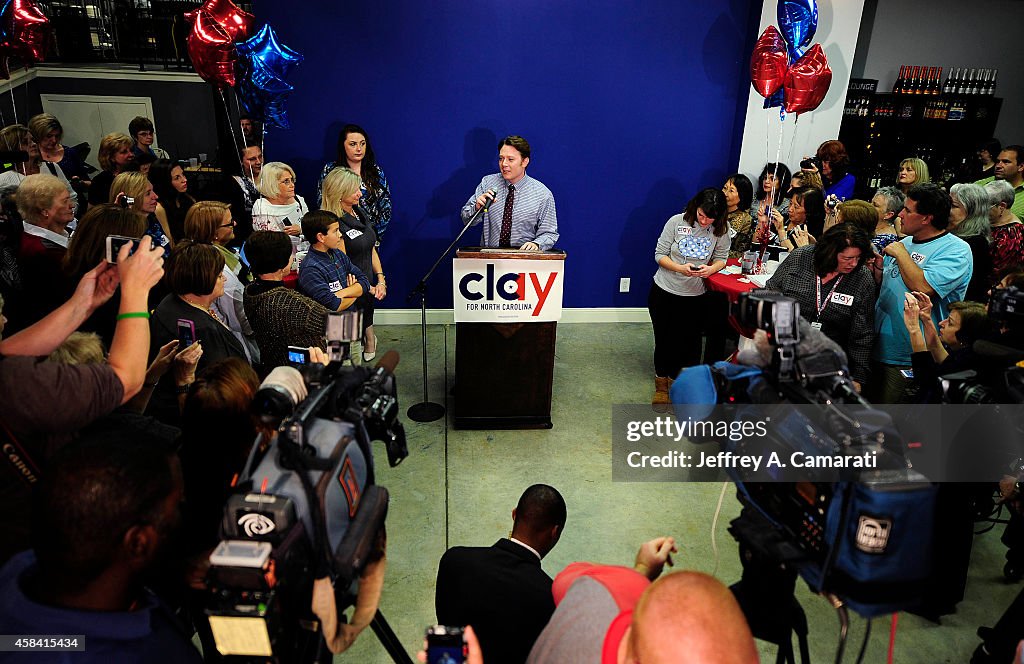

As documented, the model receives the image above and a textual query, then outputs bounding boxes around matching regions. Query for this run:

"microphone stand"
[405,198,492,422]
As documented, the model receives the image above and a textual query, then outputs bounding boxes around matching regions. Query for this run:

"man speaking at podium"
[461,135,559,251]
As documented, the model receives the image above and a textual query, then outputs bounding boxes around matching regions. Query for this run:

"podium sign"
[452,257,564,322]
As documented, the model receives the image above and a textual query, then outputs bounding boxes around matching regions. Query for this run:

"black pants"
[647,283,728,378]
[356,292,375,334]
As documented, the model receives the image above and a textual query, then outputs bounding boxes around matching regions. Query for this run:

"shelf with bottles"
[892,65,998,97]
[842,92,1001,124]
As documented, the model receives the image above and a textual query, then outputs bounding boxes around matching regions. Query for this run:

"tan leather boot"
[653,376,672,405]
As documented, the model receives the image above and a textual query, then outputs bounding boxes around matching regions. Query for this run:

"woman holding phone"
[252,161,309,255]
[648,188,731,405]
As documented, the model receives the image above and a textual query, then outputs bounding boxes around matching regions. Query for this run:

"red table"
[706,258,760,337]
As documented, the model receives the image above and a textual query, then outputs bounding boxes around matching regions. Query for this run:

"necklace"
[181,296,222,323]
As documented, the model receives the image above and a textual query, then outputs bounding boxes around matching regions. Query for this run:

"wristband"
[117,311,150,320]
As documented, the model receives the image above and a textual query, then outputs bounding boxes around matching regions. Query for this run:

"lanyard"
[815,274,844,318]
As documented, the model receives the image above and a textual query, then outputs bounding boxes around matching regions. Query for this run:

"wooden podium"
[452,248,566,429]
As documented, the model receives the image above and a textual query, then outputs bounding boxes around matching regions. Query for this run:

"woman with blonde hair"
[320,166,386,360]
[62,204,148,347]
[28,113,90,187]
[897,158,930,194]
[253,161,308,255]
[0,122,79,212]
[182,201,259,364]
[110,170,170,255]
[88,132,134,206]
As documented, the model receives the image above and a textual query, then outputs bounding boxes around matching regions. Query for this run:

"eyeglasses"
[218,219,236,228]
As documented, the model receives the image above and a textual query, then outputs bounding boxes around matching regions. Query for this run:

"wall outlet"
[619,277,630,293]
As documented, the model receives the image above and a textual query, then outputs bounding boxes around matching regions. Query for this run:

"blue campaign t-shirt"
[873,232,972,365]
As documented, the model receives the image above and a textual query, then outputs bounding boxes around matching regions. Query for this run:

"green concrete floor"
[332,322,1019,663]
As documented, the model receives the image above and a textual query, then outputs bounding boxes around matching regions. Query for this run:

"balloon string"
[765,110,771,170]
[787,114,800,171]
[218,87,244,172]
[8,84,16,126]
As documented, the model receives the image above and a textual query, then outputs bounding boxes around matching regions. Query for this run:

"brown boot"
[653,376,672,405]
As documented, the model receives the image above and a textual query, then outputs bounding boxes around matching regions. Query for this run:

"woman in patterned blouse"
[722,173,753,259]
[316,124,392,239]
[986,179,1024,283]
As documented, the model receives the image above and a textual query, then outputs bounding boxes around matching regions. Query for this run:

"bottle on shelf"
[957,69,970,95]
[932,66,943,94]
[990,69,998,95]
[942,68,954,94]
[893,65,906,94]
[911,66,923,94]
[968,69,980,95]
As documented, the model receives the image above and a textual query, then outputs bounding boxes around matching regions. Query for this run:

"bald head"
[626,572,757,664]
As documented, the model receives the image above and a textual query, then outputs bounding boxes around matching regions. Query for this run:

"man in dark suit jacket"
[435,484,567,664]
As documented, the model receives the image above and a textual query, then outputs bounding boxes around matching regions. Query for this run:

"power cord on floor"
[854,617,872,664]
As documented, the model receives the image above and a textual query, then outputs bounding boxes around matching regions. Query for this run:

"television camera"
[675,290,942,641]
[200,311,411,663]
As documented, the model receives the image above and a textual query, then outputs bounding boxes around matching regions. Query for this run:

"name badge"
[910,252,926,265]
[831,293,854,306]
[810,322,823,330]
[328,280,342,291]
[677,226,692,236]
[345,229,363,240]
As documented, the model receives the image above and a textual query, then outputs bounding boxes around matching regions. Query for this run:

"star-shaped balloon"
[183,0,253,42]
[237,58,295,128]
[0,0,52,79]
[235,24,303,129]
[237,24,303,81]
[186,9,238,88]
[777,0,818,63]
[784,44,832,116]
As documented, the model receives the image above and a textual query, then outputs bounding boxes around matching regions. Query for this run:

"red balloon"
[183,0,253,42]
[1,0,52,67]
[186,10,237,88]
[750,26,788,99]
[784,44,832,116]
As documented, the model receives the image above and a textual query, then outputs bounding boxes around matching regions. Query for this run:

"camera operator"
[0,234,164,564]
[0,434,202,663]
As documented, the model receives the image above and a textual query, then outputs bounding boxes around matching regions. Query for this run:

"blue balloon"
[236,24,303,80]
[763,88,784,109]
[235,24,302,129]
[237,58,294,128]
[777,0,817,62]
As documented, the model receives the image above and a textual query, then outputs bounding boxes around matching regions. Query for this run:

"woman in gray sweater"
[648,188,731,405]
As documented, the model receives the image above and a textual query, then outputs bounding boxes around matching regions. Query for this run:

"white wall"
[854,0,1023,143]
[737,0,867,180]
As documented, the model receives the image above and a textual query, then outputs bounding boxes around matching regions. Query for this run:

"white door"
[39,94,156,169]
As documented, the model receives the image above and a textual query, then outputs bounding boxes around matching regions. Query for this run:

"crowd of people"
[648,138,1024,406]
[2,103,1024,662]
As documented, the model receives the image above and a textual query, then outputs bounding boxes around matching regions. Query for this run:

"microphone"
[463,188,497,228]
[482,188,497,211]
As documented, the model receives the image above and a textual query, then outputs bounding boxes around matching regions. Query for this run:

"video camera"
[200,312,408,662]
[695,291,940,617]
[941,286,1024,405]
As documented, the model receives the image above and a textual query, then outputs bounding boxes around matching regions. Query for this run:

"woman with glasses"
[948,183,993,303]
[252,161,309,255]
[182,201,258,364]
[766,224,877,389]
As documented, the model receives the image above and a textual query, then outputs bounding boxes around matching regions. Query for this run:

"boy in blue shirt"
[297,210,370,311]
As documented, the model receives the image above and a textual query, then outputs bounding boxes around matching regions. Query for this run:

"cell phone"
[105,235,142,263]
[177,319,196,349]
[117,195,135,209]
[282,217,292,226]
[287,345,310,366]
[425,625,465,664]
[899,369,915,379]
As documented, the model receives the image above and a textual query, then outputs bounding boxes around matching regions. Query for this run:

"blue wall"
[256,0,760,308]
